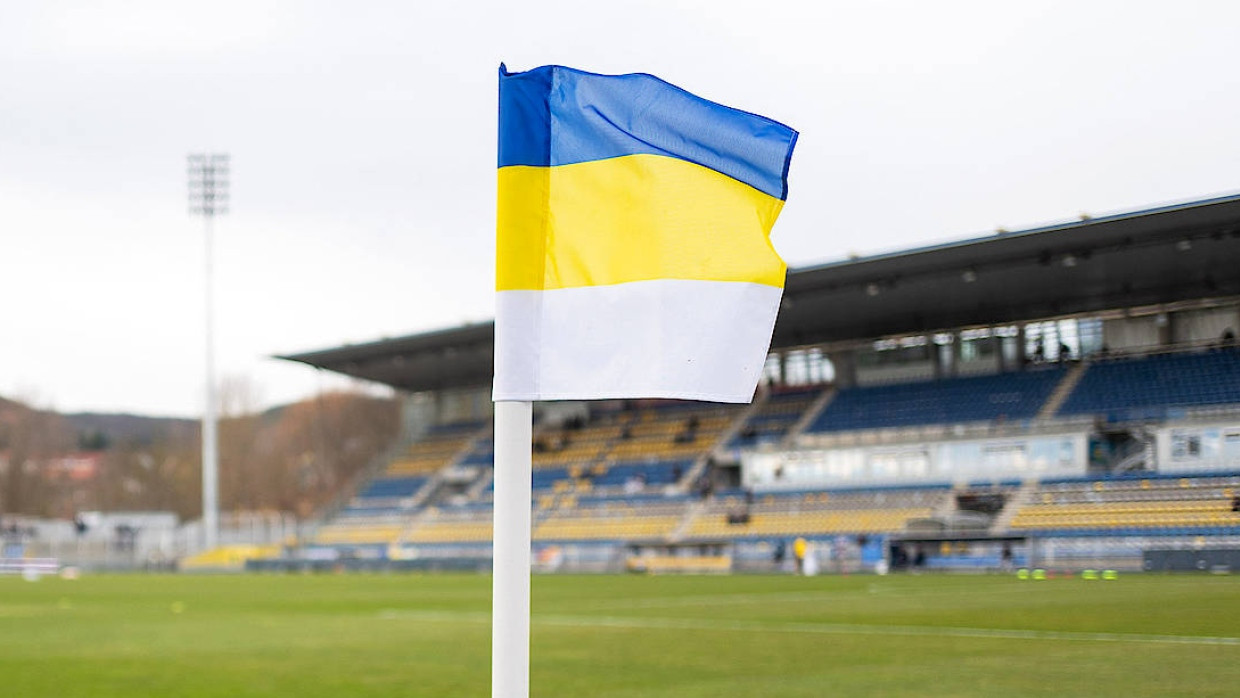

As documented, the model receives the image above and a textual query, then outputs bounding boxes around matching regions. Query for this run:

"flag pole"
[492,399,532,698]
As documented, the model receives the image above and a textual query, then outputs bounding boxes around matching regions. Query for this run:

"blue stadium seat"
[806,369,1064,432]
[357,476,428,499]
[1059,350,1240,419]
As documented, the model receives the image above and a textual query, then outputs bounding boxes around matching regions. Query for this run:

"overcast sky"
[2,1,1238,416]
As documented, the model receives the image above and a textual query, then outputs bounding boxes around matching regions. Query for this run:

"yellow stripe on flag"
[497,153,786,292]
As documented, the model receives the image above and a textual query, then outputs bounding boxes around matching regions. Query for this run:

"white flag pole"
[492,399,532,698]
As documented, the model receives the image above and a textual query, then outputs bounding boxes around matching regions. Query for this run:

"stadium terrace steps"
[312,405,747,551]
[313,522,405,545]
[682,487,951,540]
[714,393,765,450]
[179,544,281,570]
[357,476,429,499]
[534,515,682,541]
[987,480,1038,534]
[806,368,1066,433]
[668,499,709,540]
[482,402,744,496]
[403,509,494,543]
[305,374,1240,555]
[311,420,491,548]
[784,387,836,443]
[532,496,688,541]
[1057,350,1240,419]
[386,426,484,476]
[1005,474,1240,533]
[685,509,933,538]
[1037,361,1088,419]
[727,385,825,449]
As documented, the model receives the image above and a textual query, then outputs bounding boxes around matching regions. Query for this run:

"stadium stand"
[807,368,1065,432]
[1057,349,1240,420]
[1007,473,1240,534]
[534,495,686,542]
[684,486,949,539]
[179,544,282,571]
[306,421,487,549]
[271,193,1240,574]
[386,422,482,475]
[728,385,823,448]
[469,402,739,497]
[313,520,404,546]
[403,504,494,544]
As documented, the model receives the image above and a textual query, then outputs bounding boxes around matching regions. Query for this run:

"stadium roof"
[278,193,1240,392]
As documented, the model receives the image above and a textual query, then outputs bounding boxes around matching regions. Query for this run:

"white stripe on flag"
[494,279,783,403]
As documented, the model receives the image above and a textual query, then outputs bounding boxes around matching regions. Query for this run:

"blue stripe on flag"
[498,64,797,200]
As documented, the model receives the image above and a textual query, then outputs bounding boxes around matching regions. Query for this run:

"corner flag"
[494,64,798,403]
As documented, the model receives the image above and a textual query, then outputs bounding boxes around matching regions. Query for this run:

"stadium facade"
[270,193,1240,574]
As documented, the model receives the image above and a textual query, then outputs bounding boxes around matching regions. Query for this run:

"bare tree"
[0,393,74,517]
[1,386,400,522]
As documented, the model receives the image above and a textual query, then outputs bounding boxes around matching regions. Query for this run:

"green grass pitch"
[1,572,1238,697]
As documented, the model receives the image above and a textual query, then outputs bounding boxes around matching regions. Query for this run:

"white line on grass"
[377,609,1240,648]
[577,585,1032,611]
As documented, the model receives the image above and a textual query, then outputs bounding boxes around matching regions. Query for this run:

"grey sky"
[2,1,1238,416]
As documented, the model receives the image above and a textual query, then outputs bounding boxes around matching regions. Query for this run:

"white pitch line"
[577,585,1032,611]
[377,609,1240,648]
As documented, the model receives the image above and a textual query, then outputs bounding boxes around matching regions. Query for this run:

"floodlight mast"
[187,153,229,551]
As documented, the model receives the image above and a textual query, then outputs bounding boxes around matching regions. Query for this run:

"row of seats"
[808,368,1064,432]
[357,476,427,500]
[319,475,1240,547]
[312,419,490,545]
[1059,350,1240,418]
[1009,475,1240,532]
[382,485,951,545]
[686,485,950,539]
[685,509,934,537]
[387,427,477,475]
[490,460,693,494]
[455,402,738,495]
[314,522,404,545]
[714,350,1240,437]
[405,519,493,543]
[535,514,681,541]
[729,386,822,448]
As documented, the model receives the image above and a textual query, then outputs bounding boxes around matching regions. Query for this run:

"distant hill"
[62,412,198,448]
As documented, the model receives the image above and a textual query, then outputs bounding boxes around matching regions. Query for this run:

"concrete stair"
[782,387,836,445]
[1037,362,1088,419]
[989,480,1038,535]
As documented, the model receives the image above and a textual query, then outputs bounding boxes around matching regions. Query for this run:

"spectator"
[793,537,807,574]
[696,475,714,499]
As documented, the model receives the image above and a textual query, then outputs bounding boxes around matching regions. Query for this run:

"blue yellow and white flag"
[494,64,797,403]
